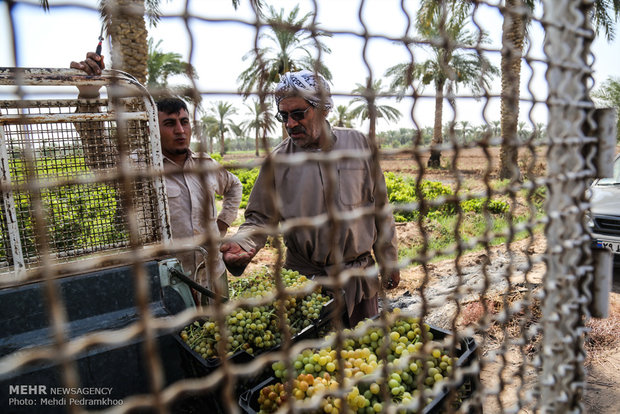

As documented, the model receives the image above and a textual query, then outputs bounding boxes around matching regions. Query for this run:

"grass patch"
[397,209,545,263]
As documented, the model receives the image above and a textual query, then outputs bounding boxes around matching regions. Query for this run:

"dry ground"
[386,230,620,413]
[225,146,620,413]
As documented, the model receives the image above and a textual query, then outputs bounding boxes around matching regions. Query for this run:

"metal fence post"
[541,0,595,411]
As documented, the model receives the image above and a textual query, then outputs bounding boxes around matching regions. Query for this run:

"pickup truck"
[588,153,620,273]
[0,68,223,413]
[0,259,205,413]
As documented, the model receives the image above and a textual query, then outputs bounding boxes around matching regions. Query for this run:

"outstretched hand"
[382,270,400,290]
[220,242,256,268]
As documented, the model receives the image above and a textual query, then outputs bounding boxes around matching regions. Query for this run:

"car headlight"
[584,211,594,229]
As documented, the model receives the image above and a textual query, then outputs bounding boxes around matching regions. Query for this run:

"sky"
[1,0,619,133]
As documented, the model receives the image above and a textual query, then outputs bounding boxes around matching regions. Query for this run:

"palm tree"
[349,79,402,140]
[243,100,277,156]
[97,0,151,84]
[238,4,332,96]
[100,0,263,85]
[38,0,151,84]
[498,0,620,180]
[206,101,237,156]
[237,4,332,138]
[147,37,199,103]
[459,120,471,143]
[534,122,547,142]
[228,121,248,151]
[329,104,356,128]
[197,115,220,154]
[470,124,484,144]
[490,120,501,137]
[592,76,620,141]
[386,2,499,168]
[497,0,533,181]
[40,0,261,85]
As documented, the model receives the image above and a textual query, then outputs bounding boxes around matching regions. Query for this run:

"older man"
[221,70,400,326]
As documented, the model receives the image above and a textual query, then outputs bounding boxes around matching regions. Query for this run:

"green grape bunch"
[180,267,331,359]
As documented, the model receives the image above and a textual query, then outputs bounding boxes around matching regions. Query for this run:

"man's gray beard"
[296,140,321,151]
[289,129,320,151]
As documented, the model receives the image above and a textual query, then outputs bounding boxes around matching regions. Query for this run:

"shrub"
[385,172,509,222]
[460,198,509,214]
[2,156,125,259]
[385,173,455,221]
[230,168,260,208]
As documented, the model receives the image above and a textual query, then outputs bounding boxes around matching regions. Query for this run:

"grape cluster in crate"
[255,310,461,413]
[180,268,331,359]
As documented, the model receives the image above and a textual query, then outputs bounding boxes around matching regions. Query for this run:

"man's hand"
[220,242,256,268]
[382,270,400,290]
[70,51,105,75]
[216,219,229,237]
[70,52,104,99]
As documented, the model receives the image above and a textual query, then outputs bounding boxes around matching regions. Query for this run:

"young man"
[156,97,242,304]
[71,52,242,305]
[221,70,400,327]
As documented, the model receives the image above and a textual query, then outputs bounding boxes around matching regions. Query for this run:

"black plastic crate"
[318,296,336,321]
[238,325,478,414]
[238,376,278,414]
[173,293,341,413]
[423,326,479,414]
[174,330,255,378]
[174,336,266,413]
[175,320,320,379]
[176,293,336,374]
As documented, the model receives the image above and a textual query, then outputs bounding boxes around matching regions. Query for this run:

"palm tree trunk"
[219,131,225,155]
[106,0,148,84]
[255,128,260,157]
[498,0,525,181]
[428,79,445,168]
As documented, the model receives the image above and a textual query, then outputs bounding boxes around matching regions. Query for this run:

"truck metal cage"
[0,68,171,283]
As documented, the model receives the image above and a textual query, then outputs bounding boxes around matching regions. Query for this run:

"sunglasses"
[275,106,312,123]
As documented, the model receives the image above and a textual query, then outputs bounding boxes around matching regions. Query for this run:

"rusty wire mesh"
[0,0,603,413]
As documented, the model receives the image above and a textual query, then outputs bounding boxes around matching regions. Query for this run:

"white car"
[588,154,620,270]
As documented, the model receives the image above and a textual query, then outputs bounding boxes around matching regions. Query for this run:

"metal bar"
[142,94,171,243]
[168,266,228,303]
[0,127,25,277]
[0,67,125,87]
[542,0,594,411]
[0,111,148,124]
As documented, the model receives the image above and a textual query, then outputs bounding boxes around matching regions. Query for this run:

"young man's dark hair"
[156,97,188,115]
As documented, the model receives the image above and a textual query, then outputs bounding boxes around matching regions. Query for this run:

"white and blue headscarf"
[274,70,334,111]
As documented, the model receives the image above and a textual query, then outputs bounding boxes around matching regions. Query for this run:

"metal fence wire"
[0,0,612,414]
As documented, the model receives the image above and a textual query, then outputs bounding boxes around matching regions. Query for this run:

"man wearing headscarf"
[221,70,400,327]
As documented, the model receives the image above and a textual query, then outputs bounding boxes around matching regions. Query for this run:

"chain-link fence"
[0,0,615,413]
